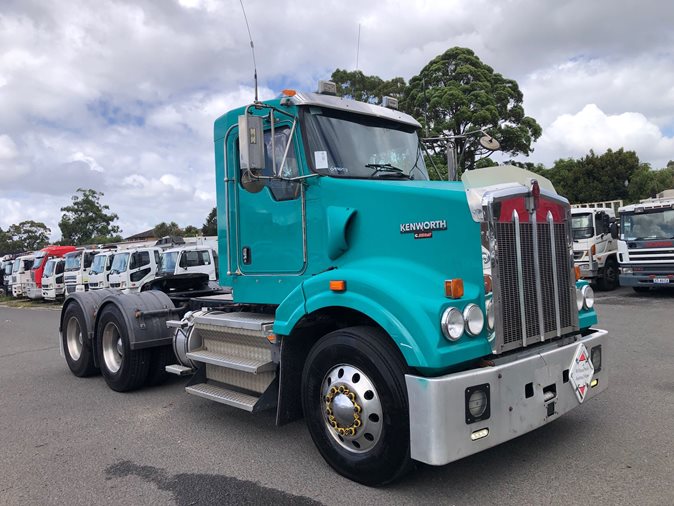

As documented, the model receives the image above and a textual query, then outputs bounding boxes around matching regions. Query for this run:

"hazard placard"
[569,343,594,403]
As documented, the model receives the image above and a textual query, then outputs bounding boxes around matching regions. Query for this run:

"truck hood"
[309,177,483,292]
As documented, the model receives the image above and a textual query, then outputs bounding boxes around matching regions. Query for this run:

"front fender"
[275,258,491,374]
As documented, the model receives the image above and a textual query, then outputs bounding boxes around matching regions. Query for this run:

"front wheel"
[301,326,412,486]
[96,304,150,392]
[62,302,98,377]
[598,258,618,291]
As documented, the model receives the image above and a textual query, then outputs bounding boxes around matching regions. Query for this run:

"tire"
[62,302,98,377]
[96,304,151,392]
[633,286,650,293]
[301,326,412,486]
[598,258,618,291]
[145,345,175,386]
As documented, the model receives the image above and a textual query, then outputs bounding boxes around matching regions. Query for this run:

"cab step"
[185,349,274,373]
[185,383,258,412]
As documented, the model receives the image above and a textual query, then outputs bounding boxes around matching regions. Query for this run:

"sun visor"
[461,164,556,193]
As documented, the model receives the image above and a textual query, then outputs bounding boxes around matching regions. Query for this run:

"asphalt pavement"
[1,286,673,505]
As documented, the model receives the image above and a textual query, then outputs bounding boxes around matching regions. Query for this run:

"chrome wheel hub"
[102,322,123,374]
[321,364,383,453]
[66,316,83,361]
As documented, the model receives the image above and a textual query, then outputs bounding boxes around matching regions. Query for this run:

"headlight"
[485,298,495,330]
[463,304,484,336]
[576,288,583,311]
[581,285,595,309]
[621,267,633,274]
[441,307,464,341]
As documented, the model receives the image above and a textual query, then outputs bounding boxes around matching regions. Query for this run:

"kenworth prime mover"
[59,86,607,485]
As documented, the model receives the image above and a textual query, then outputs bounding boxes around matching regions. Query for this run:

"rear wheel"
[62,302,98,377]
[301,326,412,486]
[96,304,150,392]
[598,258,618,291]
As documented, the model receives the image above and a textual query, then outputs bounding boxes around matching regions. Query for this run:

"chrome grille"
[493,218,577,353]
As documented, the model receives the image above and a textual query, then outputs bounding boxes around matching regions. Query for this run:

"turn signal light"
[445,278,464,299]
[330,280,346,292]
[575,265,581,280]
[590,244,596,256]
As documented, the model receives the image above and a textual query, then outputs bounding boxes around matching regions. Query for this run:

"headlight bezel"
[441,307,465,341]
[581,284,595,309]
[463,303,485,337]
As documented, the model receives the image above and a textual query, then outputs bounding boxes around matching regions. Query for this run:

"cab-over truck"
[59,84,607,485]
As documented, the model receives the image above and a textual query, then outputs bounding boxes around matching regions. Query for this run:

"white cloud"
[0,134,18,159]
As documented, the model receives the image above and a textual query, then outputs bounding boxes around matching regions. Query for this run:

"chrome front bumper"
[406,329,608,466]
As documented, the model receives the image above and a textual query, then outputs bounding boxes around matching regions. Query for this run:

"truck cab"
[64,249,99,295]
[42,258,66,300]
[26,245,77,299]
[88,251,116,290]
[11,254,34,297]
[156,246,218,281]
[108,247,161,292]
[618,190,674,291]
[571,206,619,290]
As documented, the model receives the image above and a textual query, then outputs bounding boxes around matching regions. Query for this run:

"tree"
[3,220,51,252]
[330,69,407,104]
[202,207,217,236]
[59,189,121,245]
[403,47,542,174]
[182,225,200,237]
[153,221,182,238]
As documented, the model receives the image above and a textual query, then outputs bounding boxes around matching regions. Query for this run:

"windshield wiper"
[365,163,411,179]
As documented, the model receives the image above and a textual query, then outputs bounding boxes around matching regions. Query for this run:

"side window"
[197,250,211,265]
[263,127,300,201]
[56,262,64,275]
[154,250,161,266]
[138,251,150,267]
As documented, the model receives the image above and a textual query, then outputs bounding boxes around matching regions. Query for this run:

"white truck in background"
[42,258,66,300]
[618,189,674,292]
[11,254,35,297]
[571,201,621,290]
[108,247,162,293]
[88,250,117,290]
[156,246,218,281]
[64,249,99,295]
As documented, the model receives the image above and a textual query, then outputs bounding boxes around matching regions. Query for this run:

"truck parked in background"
[11,254,34,297]
[88,250,116,290]
[570,201,621,290]
[42,258,67,301]
[155,246,218,282]
[64,249,99,295]
[26,245,77,299]
[618,189,674,292]
[108,247,161,292]
[59,84,607,485]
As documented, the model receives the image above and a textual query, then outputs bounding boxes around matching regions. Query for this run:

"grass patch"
[0,295,63,309]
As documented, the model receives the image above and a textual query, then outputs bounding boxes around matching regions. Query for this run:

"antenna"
[355,23,361,70]
[239,0,258,102]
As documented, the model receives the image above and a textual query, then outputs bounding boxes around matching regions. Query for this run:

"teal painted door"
[235,125,305,274]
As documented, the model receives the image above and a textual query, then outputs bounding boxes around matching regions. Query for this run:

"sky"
[1,0,674,240]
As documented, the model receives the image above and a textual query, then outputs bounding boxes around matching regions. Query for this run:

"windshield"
[159,251,178,275]
[621,208,674,240]
[302,106,428,180]
[65,253,82,271]
[572,213,594,240]
[91,254,108,274]
[43,260,56,277]
[110,252,130,274]
[33,253,46,270]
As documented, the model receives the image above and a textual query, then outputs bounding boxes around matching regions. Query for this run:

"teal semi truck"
[59,83,607,485]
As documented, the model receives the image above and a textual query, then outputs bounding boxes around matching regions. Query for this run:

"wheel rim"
[321,364,383,453]
[66,316,83,361]
[102,322,124,373]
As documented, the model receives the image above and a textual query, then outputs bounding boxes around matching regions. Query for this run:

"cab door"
[232,123,305,274]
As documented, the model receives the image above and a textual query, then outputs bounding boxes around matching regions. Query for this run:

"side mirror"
[178,255,187,269]
[238,114,266,193]
[610,222,618,239]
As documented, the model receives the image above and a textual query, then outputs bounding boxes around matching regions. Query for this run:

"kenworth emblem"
[400,220,447,239]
